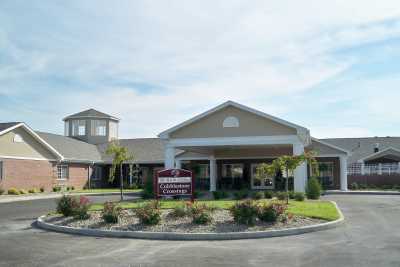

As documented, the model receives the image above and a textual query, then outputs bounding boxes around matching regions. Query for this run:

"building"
[0,101,399,192]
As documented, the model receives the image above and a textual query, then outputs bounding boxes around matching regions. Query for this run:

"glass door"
[251,163,274,189]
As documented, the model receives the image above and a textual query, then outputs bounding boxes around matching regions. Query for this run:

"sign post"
[156,169,194,202]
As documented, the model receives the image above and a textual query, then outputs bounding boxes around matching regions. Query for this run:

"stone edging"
[36,201,344,241]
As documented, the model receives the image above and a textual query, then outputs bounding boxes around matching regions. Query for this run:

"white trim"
[167,135,302,147]
[315,154,346,158]
[158,101,309,139]
[0,123,64,160]
[0,155,58,161]
[63,115,120,122]
[358,147,400,163]
[311,138,350,155]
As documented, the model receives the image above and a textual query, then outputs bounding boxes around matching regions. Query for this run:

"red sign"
[156,169,194,201]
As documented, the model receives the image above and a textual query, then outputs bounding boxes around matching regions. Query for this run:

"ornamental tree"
[106,141,134,201]
[256,151,318,204]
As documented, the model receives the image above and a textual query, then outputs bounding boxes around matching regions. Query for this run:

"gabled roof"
[158,101,310,141]
[0,122,64,160]
[358,147,400,163]
[310,137,350,155]
[37,132,102,163]
[63,109,119,121]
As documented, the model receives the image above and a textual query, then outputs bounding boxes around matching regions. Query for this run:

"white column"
[175,159,182,169]
[361,162,365,175]
[293,143,307,192]
[129,164,133,185]
[164,146,175,169]
[340,155,348,191]
[378,163,383,175]
[209,157,217,192]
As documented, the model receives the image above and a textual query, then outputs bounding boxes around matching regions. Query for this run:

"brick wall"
[0,158,91,192]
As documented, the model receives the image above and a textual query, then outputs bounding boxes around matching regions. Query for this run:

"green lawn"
[89,199,340,221]
[74,188,143,193]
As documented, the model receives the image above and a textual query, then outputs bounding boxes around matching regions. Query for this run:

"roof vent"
[374,143,379,153]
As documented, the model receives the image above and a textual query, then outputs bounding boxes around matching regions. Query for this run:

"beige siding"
[214,146,292,158]
[307,140,347,156]
[170,106,297,138]
[0,128,56,159]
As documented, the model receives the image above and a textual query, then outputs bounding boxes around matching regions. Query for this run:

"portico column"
[340,155,348,191]
[175,159,182,169]
[164,146,175,169]
[293,143,307,192]
[209,157,217,192]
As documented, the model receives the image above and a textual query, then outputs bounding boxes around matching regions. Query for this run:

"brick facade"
[0,158,91,192]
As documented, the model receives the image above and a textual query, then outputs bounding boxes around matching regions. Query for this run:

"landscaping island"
[37,191,344,240]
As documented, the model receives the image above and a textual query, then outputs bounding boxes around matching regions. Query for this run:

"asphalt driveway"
[0,195,399,267]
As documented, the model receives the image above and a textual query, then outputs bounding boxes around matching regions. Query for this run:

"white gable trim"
[311,138,350,155]
[158,101,309,140]
[358,147,400,163]
[0,123,64,160]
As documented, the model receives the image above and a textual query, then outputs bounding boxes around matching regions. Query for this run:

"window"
[64,121,69,136]
[13,134,24,143]
[317,162,334,189]
[0,161,3,181]
[91,120,106,136]
[72,120,86,136]
[223,116,239,128]
[109,121,118,140]
[92,166,102,181]
[222,164,243,178]
[57,165,69,180]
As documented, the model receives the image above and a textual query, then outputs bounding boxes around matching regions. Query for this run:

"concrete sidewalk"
[0,191,141,204]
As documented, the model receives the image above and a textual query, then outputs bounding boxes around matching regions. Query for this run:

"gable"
[0,127,57,160]
[169,105,297,139]
[307,139,348,156]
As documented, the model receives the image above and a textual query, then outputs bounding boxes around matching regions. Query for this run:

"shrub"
[229,200,258,226]
[257,202,287,223]
[306,177,321,200]
[275,191,287,201]
[350,182,359,190]
[186,202,213,225]
[0,187,4,195]
[7,188,19,195]
[288,191,295,199]
[264,191,274,199]
[212,191,229,200]
[52,186,62,192]
[233,190,249,200]
[170,202,189,218]
[102,202,121,223]
[19,189,28,194]
[66,186,70,191]
[28,188,38,194]
[135,201,161,225]
[293,192,305,201]
[40,186,45,193]
[252,191,264,200]
[56,195,78,217]
[73,196,91,220]
[193,191,203,199]
[141,178,154,199]
[71,186,75,191]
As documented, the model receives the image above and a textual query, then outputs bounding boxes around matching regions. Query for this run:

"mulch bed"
[44,209,325,233]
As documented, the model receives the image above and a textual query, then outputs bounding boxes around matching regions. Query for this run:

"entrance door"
[251,163,274,189]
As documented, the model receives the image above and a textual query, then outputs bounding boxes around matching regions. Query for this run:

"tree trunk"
[285,166,289,205]
[120,163,123,201]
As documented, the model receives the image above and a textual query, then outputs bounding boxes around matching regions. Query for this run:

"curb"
[36,201,345,241]
[0,192,140,204]
[325,190,400,196]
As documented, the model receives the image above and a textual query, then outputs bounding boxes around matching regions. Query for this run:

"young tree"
[106,141,134,201]
[256,151,318,204]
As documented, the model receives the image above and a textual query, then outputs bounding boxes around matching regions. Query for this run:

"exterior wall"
[214,146,292,158]
[307,140,347,156]
[0,128,56,160]
[65,118,118,145]
[0,158,90,191]
[170,106,297,138]
[348,175,400,186]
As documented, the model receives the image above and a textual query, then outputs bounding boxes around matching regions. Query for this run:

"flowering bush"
[57,195,79,216]
[73,196,91,220]
[102,201,121,223]
[170,202,190,218]
[135,201,161,225]
[229,200,258,226]
[186,202,213,225]
[257,202,287,223]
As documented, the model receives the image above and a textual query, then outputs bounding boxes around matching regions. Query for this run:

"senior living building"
[0,101,399,192]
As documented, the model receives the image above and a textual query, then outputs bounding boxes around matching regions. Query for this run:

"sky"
[1,1,400,139]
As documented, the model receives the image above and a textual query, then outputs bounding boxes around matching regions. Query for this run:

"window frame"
[57,165,69,180]
[71,120,86,136]
[91,120,107,136]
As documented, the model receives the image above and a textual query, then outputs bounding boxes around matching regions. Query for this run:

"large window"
[91,120,106,136]
[222,164,243,178]
[71,120,86,136]
[57,165,69,180]
[92,166,102,181]
[109,121,118,140]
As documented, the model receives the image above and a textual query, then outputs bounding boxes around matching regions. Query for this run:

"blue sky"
[1,1,400,138]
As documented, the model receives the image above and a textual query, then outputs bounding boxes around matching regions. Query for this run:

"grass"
[73,188,143,193]
[89,199,340,221]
